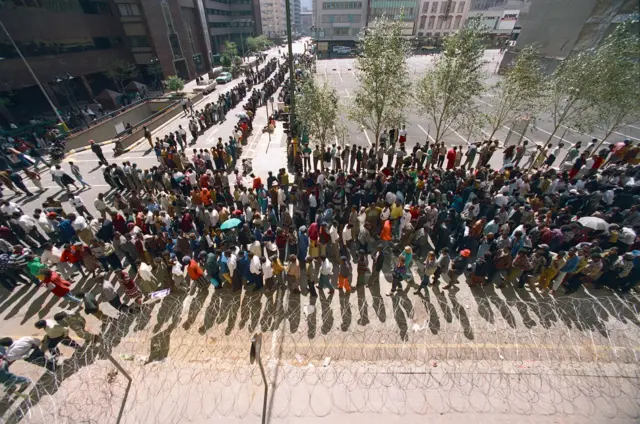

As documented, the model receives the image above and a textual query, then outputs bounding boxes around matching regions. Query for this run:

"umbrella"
[220,218,242,230]
[578,216,610,231]
[236,112,249,120]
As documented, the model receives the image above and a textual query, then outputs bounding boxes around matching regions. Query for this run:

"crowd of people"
[0,50,639,390]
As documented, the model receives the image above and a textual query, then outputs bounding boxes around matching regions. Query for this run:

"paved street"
[0,41,639,424]
[318,51,640,162]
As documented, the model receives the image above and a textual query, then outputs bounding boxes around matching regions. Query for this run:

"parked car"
[332,46,351,54]
[216,72,232,84]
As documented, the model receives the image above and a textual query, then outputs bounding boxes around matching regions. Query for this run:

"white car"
[216,72,232,84]
[332,46,351,54]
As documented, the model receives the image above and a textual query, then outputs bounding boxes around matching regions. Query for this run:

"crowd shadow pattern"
[2,291,640,423]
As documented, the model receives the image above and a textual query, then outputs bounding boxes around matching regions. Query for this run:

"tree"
[535,49,600,153]
[586,21,640,153]
[348,16,412,165]
[164,75,185,95]
[224,41,238,60]
[105,60,139,93]
[246,35,273,54]
[296,77,341,170]
[414,17,487,145]
[481,45,545,140]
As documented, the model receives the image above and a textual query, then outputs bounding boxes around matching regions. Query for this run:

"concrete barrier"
[64,98,175,152]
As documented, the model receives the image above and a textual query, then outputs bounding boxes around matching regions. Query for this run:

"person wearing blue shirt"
[510,231,525,257]
[551,248,579,293]
[484,219,499,236]
[57,218,76,244]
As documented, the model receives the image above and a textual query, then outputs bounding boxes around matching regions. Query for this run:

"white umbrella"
[578,216,610,231]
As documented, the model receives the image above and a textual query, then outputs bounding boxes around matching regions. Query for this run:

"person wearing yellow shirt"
[390,202,403,240]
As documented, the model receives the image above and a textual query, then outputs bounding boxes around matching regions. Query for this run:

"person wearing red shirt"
[252,175,262,190]
[41,269,81,304]
[446,146,457,170]
[60,244,85,277]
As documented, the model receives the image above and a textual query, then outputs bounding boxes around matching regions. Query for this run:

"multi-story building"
[500,0,637,72]
[301,11,313,35]
[293,0,302,35]
[202,0,257,56]
[0,0,262,124]
[466,0,529,47]
[369,0,420,36]
[311,0,367,53]
[259,0,287,38]
[415,0,470,45]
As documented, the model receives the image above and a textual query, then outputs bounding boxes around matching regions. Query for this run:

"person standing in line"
[89,140,109,166]
[69,161,92,188]
[367,246,384,287]
[387,255,406,296]
[178,125,187,150]
[337,256,352,293]
[285,254,301,293]
[305,256,318,297]
[432,247,450,286]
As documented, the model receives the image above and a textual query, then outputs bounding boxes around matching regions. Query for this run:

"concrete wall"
[117,92,203,150]
[515,0,597,59]
[65,99,175,151]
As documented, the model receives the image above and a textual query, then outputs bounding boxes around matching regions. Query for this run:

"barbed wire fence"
[2,292,640,423]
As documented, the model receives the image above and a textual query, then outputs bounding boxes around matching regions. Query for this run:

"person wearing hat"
[89,139,109,166]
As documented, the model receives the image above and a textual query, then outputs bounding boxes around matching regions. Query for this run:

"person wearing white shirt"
[400,207,412,232]
[0,336,55,371]
[385,191,396,205]
[602,189,614,206]
[13,212,47,245]
[380,206,391,221]
[316,173,325,187]
[494,193,509,208]
[342,224,353,246]
[318,257,334,292]
[261,256,274,289]
[210,208,219,227]
[69,195,94,220]
[277,188,285,207]
[0,200,21,216]
[36,210,55,235]
[249,252,263,290]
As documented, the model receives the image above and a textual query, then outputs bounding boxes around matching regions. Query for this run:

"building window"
[419,15,426,29]
[457,1,464,12]
[117,3,140,16]
[322,2,363,9]
[450,2,455,13]
[334,27,350,36]
[422,1,429,12]
[439,2,446,13]
[444,16,451,29]
[427,16,435,28]
[128,35,150,48]
[321,14,361,23]
[430,1,437,12]
[436,16,443,29]
[453,15,461,29]
[425,32,432,36]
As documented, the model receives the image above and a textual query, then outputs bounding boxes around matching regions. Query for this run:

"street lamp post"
[0,17,68,131]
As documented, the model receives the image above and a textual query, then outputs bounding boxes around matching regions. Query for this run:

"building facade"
[369,0,420,36]
[466,0,529,47]
[293,0,302,35]
[500,0,637,72]
[259,0,287,38]
[300,11,313,35]
[0,0,221,124]
[415,0,470,44]
[202,0,257,57]
[312,0,367,52]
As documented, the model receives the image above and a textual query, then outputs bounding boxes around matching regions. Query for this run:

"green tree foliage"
[348,16,412,159]
[164,75,185,94]
[414,17,487,144]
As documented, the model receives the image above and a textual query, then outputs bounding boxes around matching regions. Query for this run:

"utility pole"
[284,0,295,136]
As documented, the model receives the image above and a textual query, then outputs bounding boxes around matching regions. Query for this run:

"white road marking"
[344,89,350,98]
[417,124,435,142]
[206,127,222,145]
[338,69,344,82]
[361,127,372,147]
[626,124,640,130]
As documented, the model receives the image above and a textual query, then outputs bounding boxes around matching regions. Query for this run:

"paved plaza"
[0,40,639,424]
